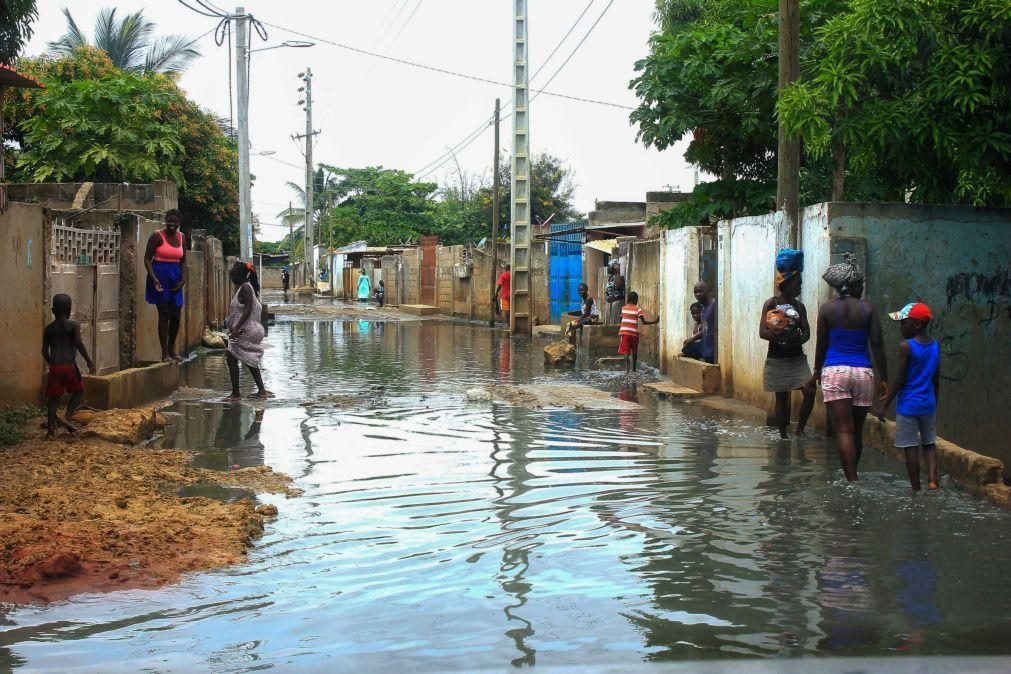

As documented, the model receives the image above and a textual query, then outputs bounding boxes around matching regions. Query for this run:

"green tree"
[14,73,185,184]
[0,0,38,65]
[778,0,1011,206]
[6,48,239,251]
[479,153,582,232]
[315,166,438,247]
[49,7,200,74]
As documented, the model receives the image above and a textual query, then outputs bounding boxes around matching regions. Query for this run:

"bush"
[0,405,44,447]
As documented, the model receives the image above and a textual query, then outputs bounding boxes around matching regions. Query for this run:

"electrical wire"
[531,0,615,103]
[381,0,423,54]
[412,0,600,180]
[176,0,222,18]
[372,0,410,49]
[259,20,633,110]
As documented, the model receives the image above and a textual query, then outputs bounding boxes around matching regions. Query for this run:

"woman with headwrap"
[810,254,888,480]
[759,251,815,438]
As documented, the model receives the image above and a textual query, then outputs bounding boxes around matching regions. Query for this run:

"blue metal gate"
[548,222,584,323]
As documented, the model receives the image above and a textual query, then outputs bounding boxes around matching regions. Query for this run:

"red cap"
[908,302,932,322]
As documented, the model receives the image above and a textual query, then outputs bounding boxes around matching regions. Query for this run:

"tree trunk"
[831,136,846,201]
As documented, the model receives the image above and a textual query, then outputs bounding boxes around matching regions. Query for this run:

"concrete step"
[401,304,440,316]
[642,381,703,399]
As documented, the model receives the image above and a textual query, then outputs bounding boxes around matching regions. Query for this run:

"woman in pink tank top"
[144,209,187,362]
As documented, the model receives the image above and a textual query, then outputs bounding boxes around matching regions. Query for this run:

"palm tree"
[48,7,200,74]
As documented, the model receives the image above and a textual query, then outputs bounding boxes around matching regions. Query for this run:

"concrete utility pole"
[489,98,501,327]
[293,69,318,286]
[288,200,294,275]
[509,0,531,334]
[236,7,253,262]
[777,0,800,246]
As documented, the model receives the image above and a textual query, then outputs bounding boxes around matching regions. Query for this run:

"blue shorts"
[895,413,937,448]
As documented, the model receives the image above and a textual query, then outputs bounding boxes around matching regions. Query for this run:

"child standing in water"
[618,291,659,374]
[42,294,95,437]
[880,302,941,490]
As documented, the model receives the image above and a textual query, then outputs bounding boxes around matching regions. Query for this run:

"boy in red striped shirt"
[619,291,659,373]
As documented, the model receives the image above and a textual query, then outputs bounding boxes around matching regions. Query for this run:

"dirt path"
[271,301,427,322]
[481,384,642,410]
[0,408,298,605]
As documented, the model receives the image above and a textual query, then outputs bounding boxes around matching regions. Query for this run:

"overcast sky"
[26,0,694,241]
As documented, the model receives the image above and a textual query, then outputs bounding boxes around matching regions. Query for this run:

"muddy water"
[4,298,1011,671]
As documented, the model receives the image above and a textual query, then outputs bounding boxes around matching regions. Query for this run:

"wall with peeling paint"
[828,202,1011,469]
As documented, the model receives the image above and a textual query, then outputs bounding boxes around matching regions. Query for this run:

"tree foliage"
[477,153,583,233]
[635,0,1011,226]
[0,0,38,65]
[49,7,200,74]
[5,48,239,251]
[778,0,1011,206]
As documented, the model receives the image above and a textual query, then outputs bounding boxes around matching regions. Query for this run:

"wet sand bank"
[0,407,297,605]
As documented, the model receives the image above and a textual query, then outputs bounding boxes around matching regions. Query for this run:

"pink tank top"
[153,229,184,263]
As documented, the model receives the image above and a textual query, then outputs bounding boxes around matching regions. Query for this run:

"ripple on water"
[4,315,1011,671]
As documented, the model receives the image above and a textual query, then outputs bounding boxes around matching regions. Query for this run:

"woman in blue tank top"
[810,256,889,481]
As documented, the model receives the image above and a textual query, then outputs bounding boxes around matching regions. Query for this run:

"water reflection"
[4,314,1011,671]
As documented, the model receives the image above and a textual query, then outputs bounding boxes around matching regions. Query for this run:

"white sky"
[26,0,694,242]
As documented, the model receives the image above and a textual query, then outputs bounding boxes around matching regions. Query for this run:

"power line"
[381,0,423,54]
[531,0,615,103]
[413,0,613,181]
[259,20,633,110]
[372,0,411,49]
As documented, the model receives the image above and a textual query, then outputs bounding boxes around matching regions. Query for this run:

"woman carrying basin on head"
[809,255,888,481]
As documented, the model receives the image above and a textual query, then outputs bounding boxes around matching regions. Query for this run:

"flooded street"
[4,295,1011,671]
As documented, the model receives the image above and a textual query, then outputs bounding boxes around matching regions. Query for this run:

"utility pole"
[509,0,531,334]
[489,98,501,327]
[777,0,800,246]
[293,69,319,286]
[288,200,294,278]
[235,7,253,261]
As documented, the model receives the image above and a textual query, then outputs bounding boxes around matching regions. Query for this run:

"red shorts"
[46,364,84,398]
[618,333,639,355]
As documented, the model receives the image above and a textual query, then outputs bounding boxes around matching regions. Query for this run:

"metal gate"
[548,223,583,323]
[49,263,120,374]
[420,235,438,306]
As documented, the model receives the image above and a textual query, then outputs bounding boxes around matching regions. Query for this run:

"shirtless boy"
[42,294,95,437]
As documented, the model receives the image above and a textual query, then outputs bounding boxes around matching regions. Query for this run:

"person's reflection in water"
[498,334,511,382]
[892,518,944,651]
[196,405,266,471]
[816,535,883,653]
[617,381,639,435]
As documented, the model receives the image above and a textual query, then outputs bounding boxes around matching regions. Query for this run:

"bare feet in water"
[223,394,242,402]
[247,390,275,400]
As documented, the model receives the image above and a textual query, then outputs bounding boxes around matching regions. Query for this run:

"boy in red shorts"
[618,291,659,373]
[42,294,95,437]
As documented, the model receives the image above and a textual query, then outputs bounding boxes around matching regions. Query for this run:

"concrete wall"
[184,249,206,352]
[402,249,420,305]
[6,181,177,213]
[530,239,550,325]
[717,211,793,409]
[435,245,457,314]
[0,203,47,405]
[827,202,1011,464]
[658,227,701,375]
[259,267,284,289]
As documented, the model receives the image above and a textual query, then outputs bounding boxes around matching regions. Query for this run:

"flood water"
[4,294,1011,671]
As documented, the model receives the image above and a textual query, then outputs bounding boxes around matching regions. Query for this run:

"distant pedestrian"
[681,302,705,360]
[42,294,95,437]
[760,257,815,438]
[144,209,186,362]
[357,269,371,302]
[880,302,941,491]
[495,263,511,325]
[565,282,601,344]
[604,260,626,324]
[618,291,659,373]
[693,281,718,363]
[375,280,386,307]
[225,262,272,401]
[282,266,290,292]
[811,255,888,481]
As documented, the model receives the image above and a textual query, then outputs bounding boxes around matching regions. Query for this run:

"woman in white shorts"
[809,256,889,481]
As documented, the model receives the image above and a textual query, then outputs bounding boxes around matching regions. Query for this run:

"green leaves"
[15,73,184,184]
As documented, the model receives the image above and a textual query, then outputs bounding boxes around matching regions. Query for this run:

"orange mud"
[0,407,297,605]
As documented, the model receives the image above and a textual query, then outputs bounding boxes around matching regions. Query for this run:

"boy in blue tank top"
[880,302,941,490]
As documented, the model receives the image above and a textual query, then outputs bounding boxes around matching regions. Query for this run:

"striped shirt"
[619,304,645,336]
